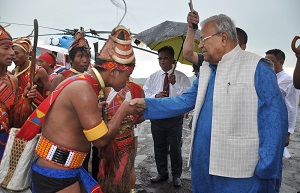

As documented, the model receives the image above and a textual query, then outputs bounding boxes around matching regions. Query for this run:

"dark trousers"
[150,116,183,177]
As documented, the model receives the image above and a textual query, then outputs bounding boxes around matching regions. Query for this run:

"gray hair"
[200,14,238,43]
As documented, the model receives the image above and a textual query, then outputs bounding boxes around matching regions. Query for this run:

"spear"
[30,19,38,86]
[10,19,38,128]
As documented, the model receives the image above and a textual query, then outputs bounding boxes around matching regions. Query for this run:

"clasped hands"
[121,98,147,115]
[97,98,147,118]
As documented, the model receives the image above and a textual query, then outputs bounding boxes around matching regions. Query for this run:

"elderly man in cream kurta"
[130,14,288,193]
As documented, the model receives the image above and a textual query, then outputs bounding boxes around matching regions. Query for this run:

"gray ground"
[134,107,300,193]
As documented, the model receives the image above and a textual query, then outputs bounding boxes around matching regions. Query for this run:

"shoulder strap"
[16,74,99,140]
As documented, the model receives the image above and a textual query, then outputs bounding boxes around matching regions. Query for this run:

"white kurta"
[276,70,300,158]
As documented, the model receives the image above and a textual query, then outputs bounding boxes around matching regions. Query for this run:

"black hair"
[265,49,285,64]
[157,46,175,57]
[68,47,91,62]
[236,27,248,45]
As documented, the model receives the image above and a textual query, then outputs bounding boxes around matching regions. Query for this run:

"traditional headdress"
[13,37,32,53]
[68,30,90,53]
[0,25,13,46]
[96,25,135,71]
[38,52,56,66]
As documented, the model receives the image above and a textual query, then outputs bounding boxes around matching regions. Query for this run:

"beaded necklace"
[14,64,30,77]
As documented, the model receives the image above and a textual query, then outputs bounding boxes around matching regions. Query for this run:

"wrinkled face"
[111,69,133,92]
[0,44,15,67]
[199,21,223,65]
[71,50,90,72]
[158,50,174,72]
[13,46,29,66]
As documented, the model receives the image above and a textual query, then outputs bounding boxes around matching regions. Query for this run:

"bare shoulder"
[64,79,96,95]
[61,80,98,107]
[55,79,102,133]
[37,67,48,76]
[51,74,66,91]
[56,74,67,83]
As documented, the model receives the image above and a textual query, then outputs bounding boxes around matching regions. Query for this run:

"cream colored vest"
[189,46,262,178]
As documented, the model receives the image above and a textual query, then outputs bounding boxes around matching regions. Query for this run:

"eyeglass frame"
[199,32,222,44]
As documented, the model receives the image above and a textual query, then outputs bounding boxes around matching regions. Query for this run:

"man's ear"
[110,68,118,77]
[240,44,246,50]
[221,32,228,45]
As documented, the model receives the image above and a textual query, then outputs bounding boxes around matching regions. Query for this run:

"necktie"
[163,72,169,97]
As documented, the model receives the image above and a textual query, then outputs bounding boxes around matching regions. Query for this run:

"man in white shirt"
[143,46,191,187]
[265,48,299,158]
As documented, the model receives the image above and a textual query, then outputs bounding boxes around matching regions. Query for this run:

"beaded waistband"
[35,135,87,169]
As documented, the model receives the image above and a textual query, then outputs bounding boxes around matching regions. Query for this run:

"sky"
[1,0,300,78]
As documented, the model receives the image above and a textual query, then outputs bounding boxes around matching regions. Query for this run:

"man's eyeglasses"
[158,56,171,61]
[199,32,221,44]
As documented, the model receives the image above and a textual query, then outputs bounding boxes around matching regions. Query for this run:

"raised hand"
[187,11,199,29]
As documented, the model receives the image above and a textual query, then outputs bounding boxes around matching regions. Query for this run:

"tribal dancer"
[98,79,144,193]
[50,30,90,93]
[49,30,92,171]
[37,52,57,82]
[21,25,138,193]
[12,37,51,107]
[0,25,36,161]
[0,25,17,160]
